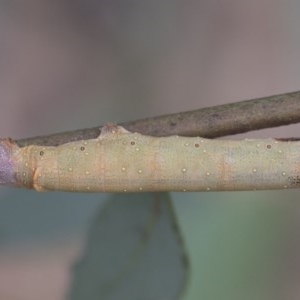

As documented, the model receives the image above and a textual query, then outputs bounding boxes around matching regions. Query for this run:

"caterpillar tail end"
[0,139,18,186]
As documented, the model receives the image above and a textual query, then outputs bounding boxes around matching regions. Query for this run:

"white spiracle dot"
[282,171,287,176]
[121,167,126,172]
[206,187,210,191]
[182,168,187,173]
[253,168,257,173]
[203,149,207,153]
[85,171,90,175]
[69,168,72,172]
[206,172,210,176]
[138,169,142,174]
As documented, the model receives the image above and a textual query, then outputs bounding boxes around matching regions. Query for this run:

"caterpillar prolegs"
[0,124,300,192]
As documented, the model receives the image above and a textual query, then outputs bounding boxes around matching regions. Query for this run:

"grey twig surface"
[17,90,300,147]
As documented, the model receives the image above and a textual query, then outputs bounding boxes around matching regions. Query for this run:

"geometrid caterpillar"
[0,124,300,192]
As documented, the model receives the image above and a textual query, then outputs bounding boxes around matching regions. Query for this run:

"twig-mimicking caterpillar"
[0,124,300,192]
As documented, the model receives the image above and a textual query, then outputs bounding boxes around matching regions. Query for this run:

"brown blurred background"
[0,1,300,299]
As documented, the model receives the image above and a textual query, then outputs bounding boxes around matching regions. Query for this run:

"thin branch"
[17,90,300,147]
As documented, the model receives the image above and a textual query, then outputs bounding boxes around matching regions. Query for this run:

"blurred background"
[0,1,300,299]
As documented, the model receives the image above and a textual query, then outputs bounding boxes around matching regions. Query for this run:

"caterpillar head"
[0,139,17,186]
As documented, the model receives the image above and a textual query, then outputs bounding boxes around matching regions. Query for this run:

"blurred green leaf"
[69,192,189,300]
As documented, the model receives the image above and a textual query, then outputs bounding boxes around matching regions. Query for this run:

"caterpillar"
[0,124,300,192]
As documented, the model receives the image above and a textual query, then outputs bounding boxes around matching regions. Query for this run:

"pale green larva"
[0,124,300,192]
